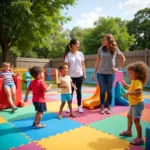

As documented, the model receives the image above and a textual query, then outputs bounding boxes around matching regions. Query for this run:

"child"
[120,61,149,145]
[0,62,19,111]
[58,64,77,119]
[24,66,52,128]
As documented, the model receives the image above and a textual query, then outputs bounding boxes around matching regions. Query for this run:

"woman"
[64,39,86,113]
[92,34,126,114]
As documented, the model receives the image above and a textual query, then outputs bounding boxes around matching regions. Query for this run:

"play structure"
[0,76,25,110]
[22,72,32,90]
[82,71,129,109]
[146,127,150,150]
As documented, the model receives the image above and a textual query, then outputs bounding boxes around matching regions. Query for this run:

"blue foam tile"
[144,99,150,104]
[0,123,31,150]
[11,112,82,141]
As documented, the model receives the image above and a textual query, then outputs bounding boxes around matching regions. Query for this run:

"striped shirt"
[0,70,14,84]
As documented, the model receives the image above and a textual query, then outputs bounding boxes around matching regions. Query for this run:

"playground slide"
[115,82,129,106]
[82,85,107,110]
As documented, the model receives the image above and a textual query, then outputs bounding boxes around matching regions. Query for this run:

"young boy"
[24,66,52,128]
[58,64,77,119]
[0,62,19,111]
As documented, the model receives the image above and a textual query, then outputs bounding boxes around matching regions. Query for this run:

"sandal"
[35,124,46,129]
[58,114,62,120]
[119,131,132,137]
[70,113,75,117]
[130,138,144,145]
[32,122,36,127]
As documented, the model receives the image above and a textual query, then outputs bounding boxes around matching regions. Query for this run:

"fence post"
[145,48,148,65]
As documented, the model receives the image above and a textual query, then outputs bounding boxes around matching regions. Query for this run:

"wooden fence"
[0,49,150,68]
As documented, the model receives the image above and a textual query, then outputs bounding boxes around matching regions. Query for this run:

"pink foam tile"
[145,104,150,109]
[125,145,145,150]
[11,142,43,150]
[59,106,129,124]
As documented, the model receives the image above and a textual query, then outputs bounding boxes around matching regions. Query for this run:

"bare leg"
[10,86,16,104]
[58,102,66,115]
[134,118,142,139]
[36,112,45,127]
[127,114,133,132]
[67,101,73,115]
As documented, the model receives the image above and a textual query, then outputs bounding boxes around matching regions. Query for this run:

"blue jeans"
[97,73,115,105]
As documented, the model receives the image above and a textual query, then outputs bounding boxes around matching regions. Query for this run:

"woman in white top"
[64,39,86,113]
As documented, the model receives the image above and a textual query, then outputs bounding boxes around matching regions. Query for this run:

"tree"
[0,0,75,62]
[83,17,135,55]
[127,8,150,50]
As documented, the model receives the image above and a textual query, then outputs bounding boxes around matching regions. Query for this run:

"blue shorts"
[33,102,47,113]
[61,94,72,102]
[4,82,16,88]
[128,102,144,118]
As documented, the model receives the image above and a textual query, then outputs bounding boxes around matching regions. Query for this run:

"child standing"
[0,62,19,111]
[24,66,52,128]
[120,61,149,145]
[58,64,77,119]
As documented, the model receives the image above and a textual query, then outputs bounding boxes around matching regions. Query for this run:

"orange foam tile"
[0,116,7,124]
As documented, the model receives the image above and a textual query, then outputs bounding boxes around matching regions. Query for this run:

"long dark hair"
[64,38,78,59]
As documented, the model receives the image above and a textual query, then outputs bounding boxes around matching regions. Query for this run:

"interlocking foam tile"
[144,95,150,99]
[11,112,82,141]
[89,115,150,142]
[125,145,145,150]
[0,123,31,150]
[47,101,77,112]
[120,108,150,122]
[46,94,61,100]
[11,142,43,150]
[144,98,150,104]
[38,126,130,150]
[59,106,129,124]
[0,116,7,124]
[0,105,36,121]
[145,104,150,109]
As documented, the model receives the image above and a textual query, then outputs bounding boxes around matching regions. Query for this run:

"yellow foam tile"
[47,101,77,112]
[144,95,150,99]
[38,126,129,150]
[0,116,7,124]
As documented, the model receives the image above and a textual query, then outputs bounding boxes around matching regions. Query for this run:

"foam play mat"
[0,87,150,150]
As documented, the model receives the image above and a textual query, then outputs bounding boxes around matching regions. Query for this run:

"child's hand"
[49,84,52,88]
[121,80,126,86]
[15,72,19,76]
[24,98,28,102]
[122,93,128,99]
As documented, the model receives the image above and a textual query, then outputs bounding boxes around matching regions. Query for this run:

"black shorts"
[33,102,47,113]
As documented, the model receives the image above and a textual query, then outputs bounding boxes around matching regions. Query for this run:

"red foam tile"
[59,106,129,124]
[145,104,150,109]
[12,142,43,150]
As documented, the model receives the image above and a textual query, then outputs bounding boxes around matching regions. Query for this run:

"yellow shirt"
[128,80,144,106]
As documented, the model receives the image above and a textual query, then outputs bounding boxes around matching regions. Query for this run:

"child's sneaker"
[99,108,104,114]
[58,114,62,120]
[66,108,70,113]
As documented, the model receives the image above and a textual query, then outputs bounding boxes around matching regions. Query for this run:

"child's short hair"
[126,61,149,86]
[59,64,68,72]
[29,66,44,79]
[3,62,10,66]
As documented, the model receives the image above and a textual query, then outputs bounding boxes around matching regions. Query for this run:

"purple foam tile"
[125,145,145,150]
[11,142,43,150]
[145,104,150,109]
[59,106,129,124]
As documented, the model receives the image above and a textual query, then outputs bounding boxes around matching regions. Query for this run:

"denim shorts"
[4,82,16,88]
[128,102,144,118]
[61,94,72,102]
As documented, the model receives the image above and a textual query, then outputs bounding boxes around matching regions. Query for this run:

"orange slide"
[82,85,107,110]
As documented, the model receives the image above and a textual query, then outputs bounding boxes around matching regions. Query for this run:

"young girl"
[24,66,52,128]
[120,61,149,145]
[0,62,19,111]
[58,64,77,119]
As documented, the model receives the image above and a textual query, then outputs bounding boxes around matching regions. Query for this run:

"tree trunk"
[1,38,9,62]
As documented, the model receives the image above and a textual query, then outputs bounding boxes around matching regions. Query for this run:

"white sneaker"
[66,108,70,113]
[78,106,83,113]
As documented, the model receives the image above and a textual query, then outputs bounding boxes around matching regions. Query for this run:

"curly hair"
[126,61,149,86]
[102,34,118,55]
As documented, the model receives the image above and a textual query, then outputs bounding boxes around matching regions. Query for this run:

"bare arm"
[57,83,67,88]
[24,89,30,102]
[119,53,126,69]
[122,89,142,98]
[71,82,77,91]
[46,84,52,92]
[92,56,100,80]
[82,61,86,79]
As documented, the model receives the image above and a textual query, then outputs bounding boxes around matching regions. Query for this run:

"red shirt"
[28,79,47,103]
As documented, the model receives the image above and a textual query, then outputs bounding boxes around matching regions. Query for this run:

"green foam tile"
[0,105,35,121]
[0,123,31,150]
[88,115,150,142]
